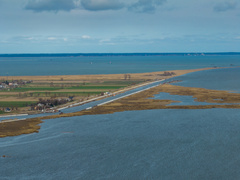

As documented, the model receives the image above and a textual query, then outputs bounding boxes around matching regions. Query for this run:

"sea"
[0,55,240,180]
[0,55,239,76]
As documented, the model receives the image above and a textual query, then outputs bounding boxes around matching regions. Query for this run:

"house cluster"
[30,97,74,112]
[100,91,111,96]
[0,80,33,90]
[0,82,12,89]
[1,107,18,113]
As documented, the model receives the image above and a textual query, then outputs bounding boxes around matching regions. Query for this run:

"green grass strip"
[66,86,126,90]
[0,101,37,107]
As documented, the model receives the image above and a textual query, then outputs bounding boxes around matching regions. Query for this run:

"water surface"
[0,58,240,179]
[0,55,239,76]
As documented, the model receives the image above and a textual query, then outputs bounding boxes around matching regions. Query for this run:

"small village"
[29,97,74,113]
[0,80,32,90]
[0,79,75,113]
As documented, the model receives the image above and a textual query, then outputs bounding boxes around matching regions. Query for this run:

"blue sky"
[0,0,239,53]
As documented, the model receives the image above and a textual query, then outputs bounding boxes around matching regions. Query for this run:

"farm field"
[0,78,143,114]
[0,67,215,115]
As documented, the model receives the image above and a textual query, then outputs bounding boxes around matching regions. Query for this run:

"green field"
[3,85,126,92]
[0,80,144,110]
[0,101,37,107]
[2,87,62,92]
[67,85,126,90]
[31,91,103,97]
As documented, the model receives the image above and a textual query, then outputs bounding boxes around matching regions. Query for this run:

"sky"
[0,0,239,53]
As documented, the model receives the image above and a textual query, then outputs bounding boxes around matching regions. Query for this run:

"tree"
[69,96,74,101]
[128,74,131,80]
[124,74,128,80]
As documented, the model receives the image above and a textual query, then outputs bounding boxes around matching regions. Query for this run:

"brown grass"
[1,67,237,138]
[0,119,42,138]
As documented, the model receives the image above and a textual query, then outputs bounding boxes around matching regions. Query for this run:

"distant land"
[0,52,240,57]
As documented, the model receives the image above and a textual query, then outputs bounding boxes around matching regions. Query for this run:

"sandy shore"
[1,67,216,81]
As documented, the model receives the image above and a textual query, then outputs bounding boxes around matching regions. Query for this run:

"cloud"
[81,0,124,11]
[81,35,91,39]
[24,0,167,13]
[25,0,77,12]
[128,0,167,13]
[47,37,57,40]
[213,1,237,12]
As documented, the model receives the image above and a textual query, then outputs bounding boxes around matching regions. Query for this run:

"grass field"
[2,85,127,92]
[31,91,103,97]
[2,68,211,114]
[0,79,144,113]
[0,101,37,107]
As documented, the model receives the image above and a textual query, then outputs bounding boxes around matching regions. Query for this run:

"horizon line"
[1,52,240,57]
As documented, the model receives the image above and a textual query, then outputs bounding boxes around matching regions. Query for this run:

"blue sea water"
[0,56,240,179]
[1,109,240,180]
[0,55,239,76]
[152,67,240,105]
[171,67,240,93]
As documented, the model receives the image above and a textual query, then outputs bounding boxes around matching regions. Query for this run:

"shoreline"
[0,67,218,81]
[1,66,238,138]
[0,67,218,116]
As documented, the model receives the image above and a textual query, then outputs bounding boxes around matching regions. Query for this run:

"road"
[0,79,166,122]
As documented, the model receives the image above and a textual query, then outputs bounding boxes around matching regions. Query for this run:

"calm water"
[171,67,240,93]
[152,67,240,106]
[1,109,240,180]
[0,57,240,179]
[0,55,239,76]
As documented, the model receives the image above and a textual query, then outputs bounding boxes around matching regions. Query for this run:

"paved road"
[0,79,166,122]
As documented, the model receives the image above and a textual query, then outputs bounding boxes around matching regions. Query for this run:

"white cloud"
[82,35,91,39]
[99,39,111,43]
[26,37,34,40]
[47,37,56,40]
[24,0,169,13]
